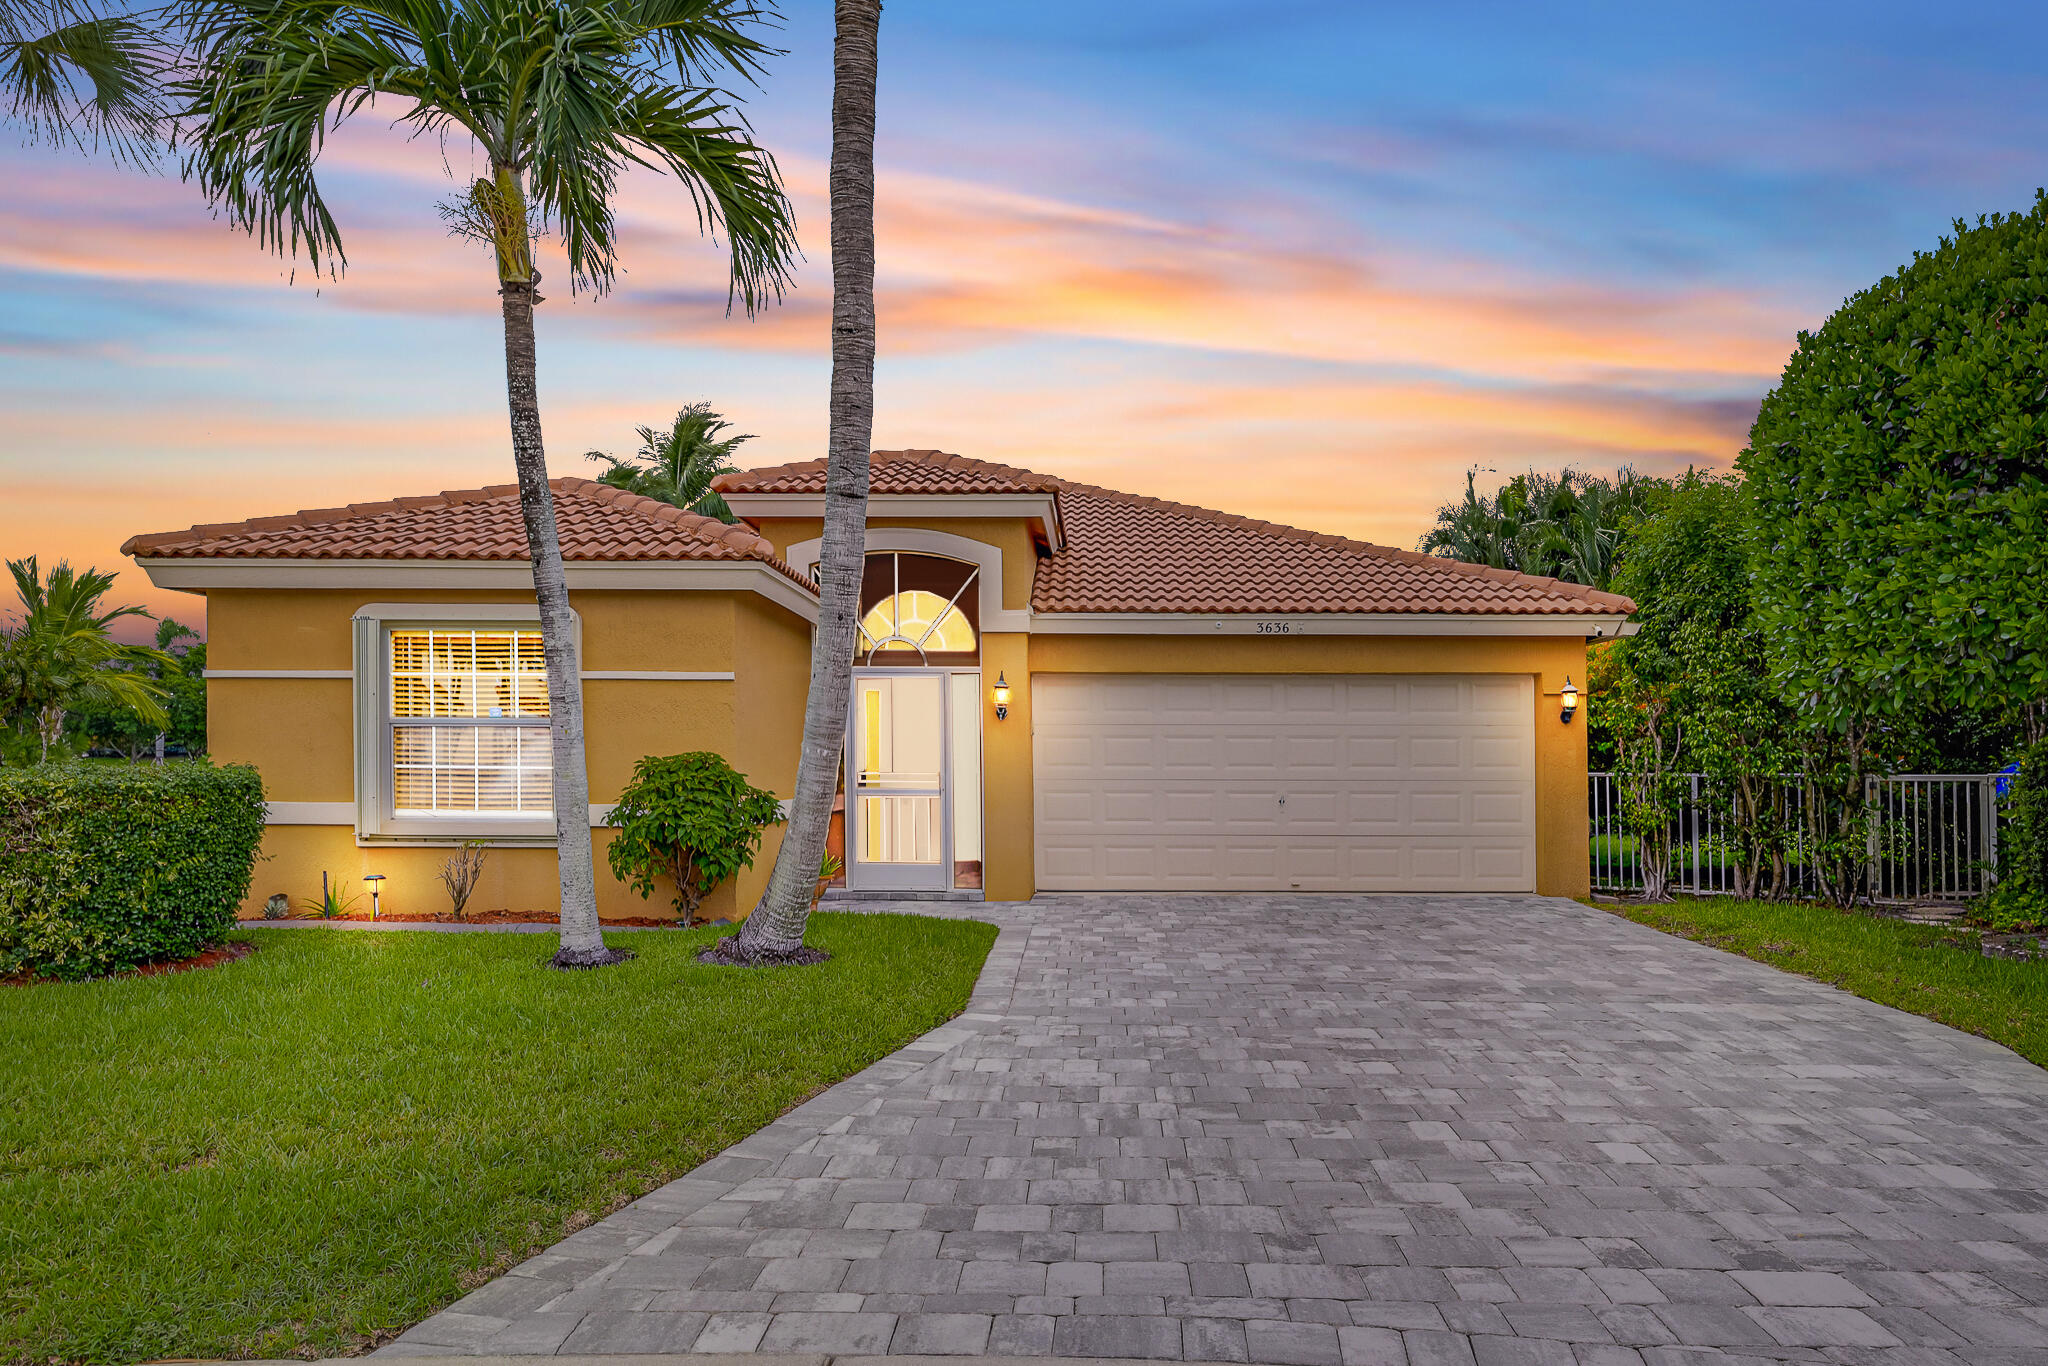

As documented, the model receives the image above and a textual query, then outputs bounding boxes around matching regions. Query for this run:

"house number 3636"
[1255,621,1293,634]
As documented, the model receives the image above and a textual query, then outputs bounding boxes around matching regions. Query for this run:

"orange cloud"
[8,139,1802,387]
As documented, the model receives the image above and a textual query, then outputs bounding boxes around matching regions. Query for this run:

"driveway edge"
[377,905,1033,1358]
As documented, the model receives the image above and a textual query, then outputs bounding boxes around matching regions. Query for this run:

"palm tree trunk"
[734,0,881,960]
[498,277,621,969]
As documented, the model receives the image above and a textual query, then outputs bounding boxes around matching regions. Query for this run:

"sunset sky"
[6,1,2047,631]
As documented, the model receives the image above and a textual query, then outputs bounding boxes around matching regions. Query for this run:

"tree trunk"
[497,276,621,969]
[733,0,881,960]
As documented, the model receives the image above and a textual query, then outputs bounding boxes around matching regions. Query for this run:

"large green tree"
[0,558,171,763]
[1608,474,1792,899]
[730,0,877,961]
[1742,195,2048,750]
[177,0,796,968]
[72,618,207,759]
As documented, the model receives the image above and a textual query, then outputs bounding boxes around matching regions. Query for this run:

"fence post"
[1865,774,1881,903]
[1689,773,1701,892]
[1985,774,2000,883]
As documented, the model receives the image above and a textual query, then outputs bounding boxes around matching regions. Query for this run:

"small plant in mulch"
[437,842,489,921]
[300,873,359,921]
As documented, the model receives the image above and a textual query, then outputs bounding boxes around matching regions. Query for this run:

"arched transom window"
[857,553,979,664]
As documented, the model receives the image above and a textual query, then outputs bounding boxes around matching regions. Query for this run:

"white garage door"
[1033,674,1536,892]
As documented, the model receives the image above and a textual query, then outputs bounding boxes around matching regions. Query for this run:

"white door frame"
[845,666,982,892]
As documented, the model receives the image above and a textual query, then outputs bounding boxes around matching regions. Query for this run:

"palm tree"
[1,557,171,762]
[177,0,797,968]
[2,0,169,160]
[729,0,877,962]
[1419,465,1660,591]
[586,402,751,521]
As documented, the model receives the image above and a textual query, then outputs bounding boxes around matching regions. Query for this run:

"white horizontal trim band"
[1026,612,1635,637]
[207,669,353,679]
[265,801,357,824]
[267,801,620,828]
[212,669,738,681]
[137,558,819,621]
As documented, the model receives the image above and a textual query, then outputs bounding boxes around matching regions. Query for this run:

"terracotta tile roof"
[121,478,814,588]
[715,448,1065,495]
[1038,481,1636,616]
[717,449,1635,617]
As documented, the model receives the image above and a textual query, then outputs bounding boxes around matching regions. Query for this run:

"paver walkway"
[385,895,2048,1365]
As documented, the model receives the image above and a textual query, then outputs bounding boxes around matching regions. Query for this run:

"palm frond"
[598,76,794,307]
[624,0,782,86]
[1,0,169,162]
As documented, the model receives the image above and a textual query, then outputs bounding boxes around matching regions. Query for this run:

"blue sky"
[5,0,2046,629]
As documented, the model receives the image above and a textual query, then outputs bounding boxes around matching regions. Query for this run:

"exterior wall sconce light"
[992,671,1011,720]
[363,873,386,920]
[1560,676,1579,724]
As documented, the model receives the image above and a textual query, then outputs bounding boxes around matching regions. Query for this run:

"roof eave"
[1024,610,1637,637]
[724,491,1066,553]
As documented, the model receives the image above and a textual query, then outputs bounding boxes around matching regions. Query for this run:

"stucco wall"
[205,586,808,921]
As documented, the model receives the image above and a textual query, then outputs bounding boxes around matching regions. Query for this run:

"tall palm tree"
[1,557,171,762]
[2,0,168,160]
[177,0,797,968]
[730,0,877,961]
[586,401,751,521]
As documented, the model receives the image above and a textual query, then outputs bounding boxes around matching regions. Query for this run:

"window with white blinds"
[388,628,552,816]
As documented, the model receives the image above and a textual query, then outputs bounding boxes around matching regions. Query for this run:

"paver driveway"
[387,895,2048,1365]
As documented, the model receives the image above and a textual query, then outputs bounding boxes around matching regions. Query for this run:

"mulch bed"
[258,910,689,927]
[5,938,256,987]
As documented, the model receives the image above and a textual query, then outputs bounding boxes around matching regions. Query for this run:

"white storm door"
[847,671,951,891]
[1032,674,1537,892]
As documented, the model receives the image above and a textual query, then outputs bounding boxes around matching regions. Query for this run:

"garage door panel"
[1034,673,1536,892]
[1408,735,1466,770]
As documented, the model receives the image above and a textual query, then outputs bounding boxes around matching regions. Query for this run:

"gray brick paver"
[382,895,2048,1361]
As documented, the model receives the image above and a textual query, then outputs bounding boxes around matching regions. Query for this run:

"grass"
[1605,896,2048,1069]
[0,913,997,1365]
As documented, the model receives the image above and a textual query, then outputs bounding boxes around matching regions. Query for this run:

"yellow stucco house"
[123,449,1635,920]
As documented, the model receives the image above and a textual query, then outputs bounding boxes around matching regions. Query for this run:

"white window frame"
[351,603,580,844]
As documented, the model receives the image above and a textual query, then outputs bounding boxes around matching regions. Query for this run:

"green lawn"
[0,914,997,1365]
[1605,896,2048,1068]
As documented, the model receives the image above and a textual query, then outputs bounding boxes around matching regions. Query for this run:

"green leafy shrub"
[1741,195,2048,734]
[604,752,782,924]
[1985,739,2048,931]
[0,761,265,980]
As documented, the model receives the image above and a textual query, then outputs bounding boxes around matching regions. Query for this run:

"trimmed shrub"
[605,752,781,924]
[0,762,266,980]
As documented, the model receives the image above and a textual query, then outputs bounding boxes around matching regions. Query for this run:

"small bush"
[0,762,266,980]
[2003,738,2048,890]
[605,752,781,924]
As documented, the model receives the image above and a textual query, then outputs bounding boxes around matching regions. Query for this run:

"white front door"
[1032,673,1537,892]
[847,671,952,891]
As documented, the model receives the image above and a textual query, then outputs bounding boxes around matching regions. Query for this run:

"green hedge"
[0,762,266,980]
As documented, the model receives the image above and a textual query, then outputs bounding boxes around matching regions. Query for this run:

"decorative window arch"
[856,553,979,664]
[786,527,1027,634]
